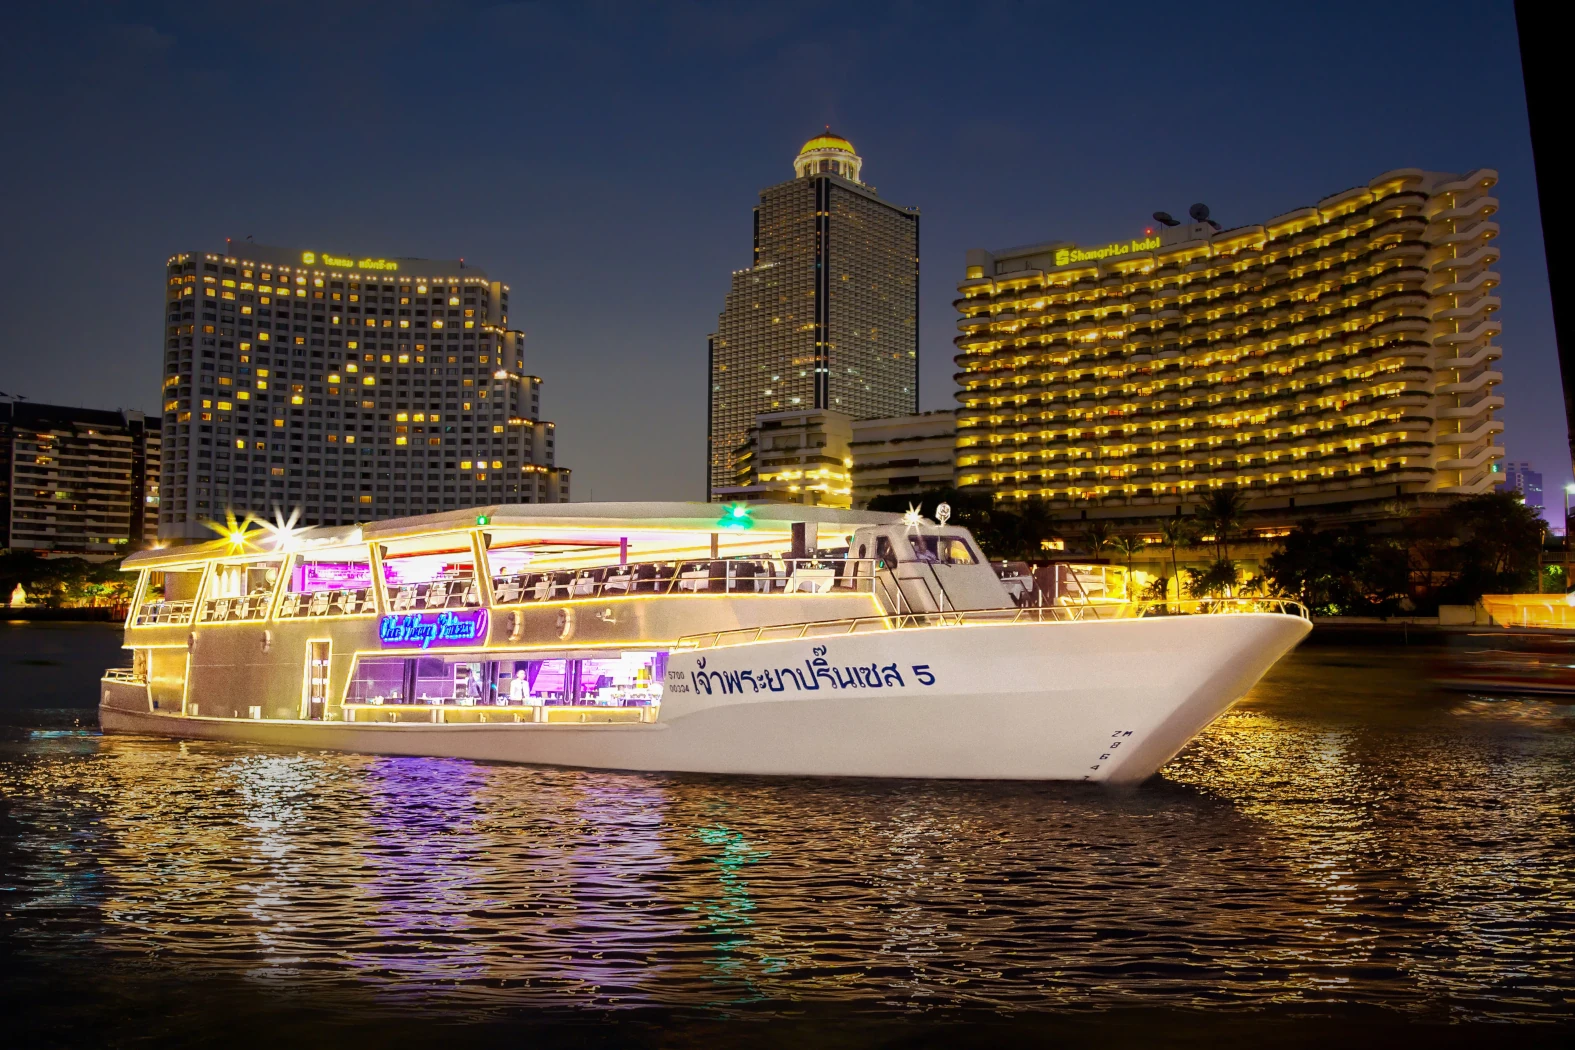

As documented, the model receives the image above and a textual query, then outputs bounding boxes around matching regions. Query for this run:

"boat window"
[874,537,897,568]
[278,550,374,619]
[133,568,204,626]
[907,535,978,565]
[344,652,668,709]
[200,558,281,622]
[346,656,407,704]
[382,545,482,611]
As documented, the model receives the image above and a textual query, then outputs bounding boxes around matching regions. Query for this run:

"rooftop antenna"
[1152,211,1180,227]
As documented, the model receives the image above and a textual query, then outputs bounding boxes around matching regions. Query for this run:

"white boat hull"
[101,613,1309,783]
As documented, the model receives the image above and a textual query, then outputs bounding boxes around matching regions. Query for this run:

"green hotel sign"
[1054,235,1161,266]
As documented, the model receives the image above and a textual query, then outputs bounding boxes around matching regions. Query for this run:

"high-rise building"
[1500,461,1544,515]
[707,132,919,499]
[159,244,568,541]
[1,401,160,553]
[954,168,1504,520]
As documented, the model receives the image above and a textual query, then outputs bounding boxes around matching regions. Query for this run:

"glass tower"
[707,133,919,499]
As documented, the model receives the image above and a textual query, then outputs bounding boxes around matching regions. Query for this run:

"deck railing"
[491,558,877,605]
[675,597,1310,651]
[102,667,147,685]
[199,591,274,623]
[277,586,378,619]
[133,599,196,627]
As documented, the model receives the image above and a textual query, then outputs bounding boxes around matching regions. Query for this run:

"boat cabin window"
[346,651,668,709]
[381,541,482,611]
[907,534,978,565]
[277,550,374,619]
[201,558,282,622]
[134,567,204,626]
[874,537,896,568]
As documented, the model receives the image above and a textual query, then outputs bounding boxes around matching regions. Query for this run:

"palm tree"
[1083,520,1113,558]
[1157,515,1196,603]
[1195,487,1247,562]
[1105,534,1149,602]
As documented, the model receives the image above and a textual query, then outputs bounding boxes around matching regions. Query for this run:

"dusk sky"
[0,0,1558,503]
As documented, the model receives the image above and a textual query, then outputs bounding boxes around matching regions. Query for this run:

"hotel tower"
[159,244,568,541]
[953,168,1504,518]
[707,133,920,498]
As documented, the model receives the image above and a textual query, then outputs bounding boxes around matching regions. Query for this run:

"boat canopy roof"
[123,501,907,570]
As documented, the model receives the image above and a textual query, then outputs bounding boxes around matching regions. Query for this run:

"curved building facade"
[953,168,1503,517]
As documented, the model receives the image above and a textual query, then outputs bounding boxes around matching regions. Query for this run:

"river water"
[1,621,1572,1046]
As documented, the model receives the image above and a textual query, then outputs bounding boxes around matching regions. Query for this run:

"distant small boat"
[101,502,1311,783]
[1434,637,1575,698]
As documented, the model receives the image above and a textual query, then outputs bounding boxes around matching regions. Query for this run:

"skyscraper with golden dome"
[706,132,919,499]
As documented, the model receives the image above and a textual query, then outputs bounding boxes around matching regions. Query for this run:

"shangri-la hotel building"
[953,168,1504,523]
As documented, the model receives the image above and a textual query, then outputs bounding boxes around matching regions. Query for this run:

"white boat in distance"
[100,502,1310,783]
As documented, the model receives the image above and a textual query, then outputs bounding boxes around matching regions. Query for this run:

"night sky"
[0,1,1559,504]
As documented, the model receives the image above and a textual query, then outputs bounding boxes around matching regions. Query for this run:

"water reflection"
[1,645,1573,1025]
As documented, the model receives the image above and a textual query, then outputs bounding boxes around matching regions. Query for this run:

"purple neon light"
[295,561,373,593]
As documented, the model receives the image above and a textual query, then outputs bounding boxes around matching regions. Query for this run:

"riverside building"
[714,408,855,508]
[0,401,160,553]
[953,168,1504,520]
[850,410,957,507]
[707,132,920,498]
[159,244,568,542]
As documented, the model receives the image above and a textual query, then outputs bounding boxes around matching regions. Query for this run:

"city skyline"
[0,1,1559,505]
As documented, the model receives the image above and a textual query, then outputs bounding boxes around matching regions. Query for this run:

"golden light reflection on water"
[2,645,1573,1021]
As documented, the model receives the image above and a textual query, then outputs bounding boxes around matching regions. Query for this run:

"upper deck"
[123,502,906,643]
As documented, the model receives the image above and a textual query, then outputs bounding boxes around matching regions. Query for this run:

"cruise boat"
[99,502,1310,783]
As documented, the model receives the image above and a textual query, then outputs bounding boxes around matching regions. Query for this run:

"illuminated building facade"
[707,132,920,499]
[159,244,569,541]
[1,401,160,553]
[954,168,1504,519]
[849,410,957,507]
[715,409,854,508]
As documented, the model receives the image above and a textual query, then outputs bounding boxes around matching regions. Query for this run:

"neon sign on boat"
[378,610,489,649]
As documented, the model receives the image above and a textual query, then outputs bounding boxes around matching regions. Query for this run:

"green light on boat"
[717,504,753,529]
